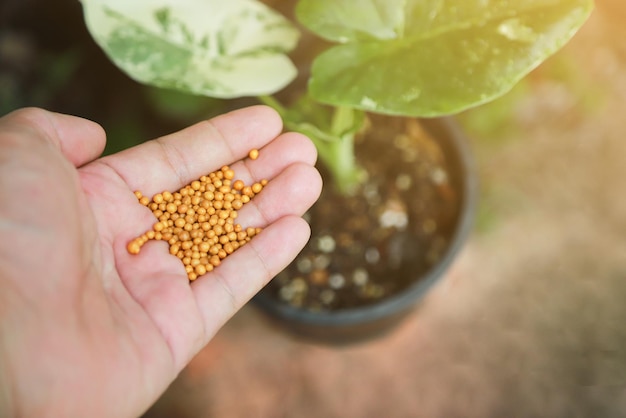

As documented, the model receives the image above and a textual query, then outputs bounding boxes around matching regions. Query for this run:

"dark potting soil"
[262,115,461,311]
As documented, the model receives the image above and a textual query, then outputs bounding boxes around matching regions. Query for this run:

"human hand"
[0,106,321,417]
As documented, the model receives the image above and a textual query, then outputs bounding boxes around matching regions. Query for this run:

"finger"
[236,162,322,227]
[227,131,317,185]
[112,239,207,368]
[100,105,283,196]
[0,107,106,167]
[191,215,311,339]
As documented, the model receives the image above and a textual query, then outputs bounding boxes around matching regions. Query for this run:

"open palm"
[0,106,321,417]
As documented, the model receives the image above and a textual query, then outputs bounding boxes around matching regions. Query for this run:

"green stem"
[257,96,365,195]
[322,106,364,194]
[315,130,363,195]
[257,95,287,115]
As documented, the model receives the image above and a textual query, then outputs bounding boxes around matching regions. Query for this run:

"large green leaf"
[297,0,594,117]
[80,0,300,98]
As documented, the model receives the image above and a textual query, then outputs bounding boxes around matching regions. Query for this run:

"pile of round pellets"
[127,150,266,281]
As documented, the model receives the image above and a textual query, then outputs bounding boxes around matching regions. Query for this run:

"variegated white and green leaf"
[80,0,300,98]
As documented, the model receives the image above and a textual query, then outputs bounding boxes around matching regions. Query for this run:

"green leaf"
[297,0,594,117]
[80,0,300,98]
[295,0,406,42]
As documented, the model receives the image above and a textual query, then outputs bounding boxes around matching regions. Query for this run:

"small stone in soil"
[365,247,380,264]
[279,286,295,302]
[316,235,336,253]
[362,283,385,299]
[313,254,331,270]
[291,277,308,293]
[352,268,369,286]
[337,233,354,248]
[379,207,409,229]
[363,183,380,205]
[430,167,448,184]
[297,257,313,274]
[396,173,412,190]
[278,277,308,305]
[309,269,329,286]
[319,289,336,305]
[328,273,346,289]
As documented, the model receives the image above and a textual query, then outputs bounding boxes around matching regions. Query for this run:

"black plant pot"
[252,116,477,345]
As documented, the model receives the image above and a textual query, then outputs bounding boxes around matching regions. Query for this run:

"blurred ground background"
[3,1,626,417]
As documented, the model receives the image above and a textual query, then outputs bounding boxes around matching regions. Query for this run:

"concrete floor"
[144,3,626,417]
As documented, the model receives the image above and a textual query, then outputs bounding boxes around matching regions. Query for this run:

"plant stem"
[257,96,365,195]
[258,95,287,115]
[315,130,363,195]
[324,106,364,194]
